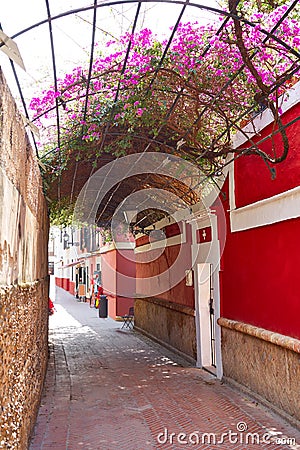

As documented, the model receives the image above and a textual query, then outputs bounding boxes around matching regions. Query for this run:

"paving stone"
[29,287,300,450]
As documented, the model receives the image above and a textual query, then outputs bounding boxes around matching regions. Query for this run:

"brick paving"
[29,287,300,450]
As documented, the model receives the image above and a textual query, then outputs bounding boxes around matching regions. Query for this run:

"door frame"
[191,212,223,379]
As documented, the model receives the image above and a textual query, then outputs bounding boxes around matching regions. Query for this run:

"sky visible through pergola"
[0,1,299,228]
[0,0,218,120]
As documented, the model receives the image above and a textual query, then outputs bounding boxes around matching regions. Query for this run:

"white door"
[196,262,216,371]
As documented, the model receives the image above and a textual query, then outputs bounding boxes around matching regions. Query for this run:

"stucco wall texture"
[135,297,197,362]
[220,323,300,425]
[0,69,49,449]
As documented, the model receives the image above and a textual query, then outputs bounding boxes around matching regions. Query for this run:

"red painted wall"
[101,250,117,296]
[221,215,300,339]
[101,248,135,319]
[55,277,63,288]
[220,102,300,339]
[107,294,117,319]
[69,281,75,295]
[116,297,134,317]
[62,277,69,291]
[55,277,71,292]
[116,250,135,275]
[136,224,194,308]
[116,249,135,314]
[235,103,300,208]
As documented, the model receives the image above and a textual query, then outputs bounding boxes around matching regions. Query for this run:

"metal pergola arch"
[1,0,300,227]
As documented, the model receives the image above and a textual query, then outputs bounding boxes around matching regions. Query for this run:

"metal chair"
[121,306,134,329]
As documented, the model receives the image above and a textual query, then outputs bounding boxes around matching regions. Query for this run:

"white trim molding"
[134,222,186,254]
[230,185,300,232]
[229,80,300,232]
[232,80,300,149]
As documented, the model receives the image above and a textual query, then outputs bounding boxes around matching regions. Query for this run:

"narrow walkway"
[30,288,300,450]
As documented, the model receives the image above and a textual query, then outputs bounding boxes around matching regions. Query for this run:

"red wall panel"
[221,216,300,339]
[136,224,194,308]
[69,281,75,295]
[116,297,134,317]
[220,103,300,339]
[101,250,117,296]
[116,250,136,277]
[55,277,63,288]
[107,294,117,319]
[101,249,135,318]
[235,103,300,208]
[116,249,136,300]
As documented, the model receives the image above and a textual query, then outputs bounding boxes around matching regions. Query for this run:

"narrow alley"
[1,2,300,449]
[29,287,300,450]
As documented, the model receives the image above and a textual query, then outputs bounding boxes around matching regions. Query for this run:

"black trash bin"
[99,295,108,318]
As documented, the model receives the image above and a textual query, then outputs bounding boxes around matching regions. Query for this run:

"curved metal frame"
[1,0,299,217]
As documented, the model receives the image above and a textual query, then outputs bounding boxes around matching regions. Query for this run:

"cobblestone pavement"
[29,287,300,450]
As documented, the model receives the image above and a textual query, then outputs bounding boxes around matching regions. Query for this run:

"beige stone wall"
[0,68,49,449]
[219,318,300,425]
[134,297,197,363]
